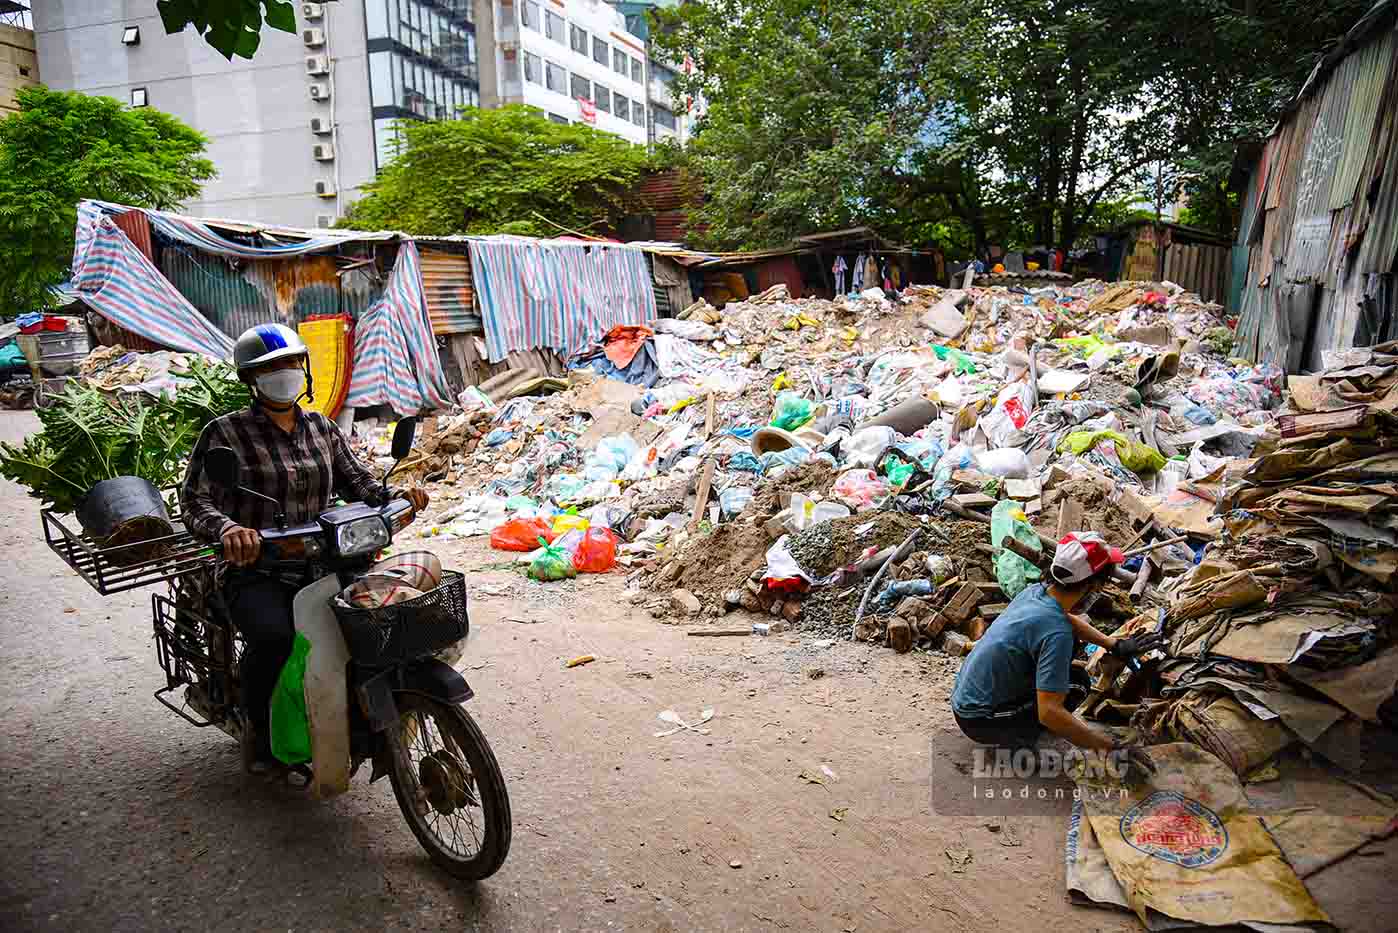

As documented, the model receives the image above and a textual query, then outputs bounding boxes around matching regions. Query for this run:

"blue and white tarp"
[71,202,235,358]
[468,236,657,364]
[344,242,454,416]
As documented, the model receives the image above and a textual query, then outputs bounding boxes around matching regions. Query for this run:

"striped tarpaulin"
[344,243,454,416]
[468,236,657,363]
[71,202,235,359]
[87,199,384,259]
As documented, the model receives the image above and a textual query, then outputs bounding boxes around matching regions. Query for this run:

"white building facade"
[483,0,648,144]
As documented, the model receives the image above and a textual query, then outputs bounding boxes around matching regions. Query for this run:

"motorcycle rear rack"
[152,585,241,730]
[42,506,217,595]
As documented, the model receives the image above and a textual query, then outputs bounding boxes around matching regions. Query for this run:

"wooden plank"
[1056,497,1084,538]
[1130,555,1155,600]
[690,458,716,529]
[978,603,1010,619]
[952,492,997,510]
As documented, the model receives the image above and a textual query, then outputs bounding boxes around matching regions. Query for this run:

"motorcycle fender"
[293,574,352,800]
[355,667,399,733]
[396,658,474,705]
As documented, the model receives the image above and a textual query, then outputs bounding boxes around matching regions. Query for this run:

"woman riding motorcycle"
[180,323,429,772]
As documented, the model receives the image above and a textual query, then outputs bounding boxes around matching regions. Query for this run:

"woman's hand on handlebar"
[401,486,429,513]
[220,524,262,566]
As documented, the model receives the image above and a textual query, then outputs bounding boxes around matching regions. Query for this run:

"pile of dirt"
[1034,476,1139,546]
[661,520,771,606]
[786,511,923,578]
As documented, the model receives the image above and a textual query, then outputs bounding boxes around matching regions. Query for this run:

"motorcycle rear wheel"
[387,693,512,880]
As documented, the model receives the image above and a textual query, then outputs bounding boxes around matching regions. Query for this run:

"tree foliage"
[156,0,297,60]
[654,0,1375,254]
[0,87,215,314]
[341,106,651,237]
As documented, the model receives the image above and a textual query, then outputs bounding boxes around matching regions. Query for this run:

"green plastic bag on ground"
[270,632,312,765]
[1058,429,1167,474]
[991,499,1042,598]
[529,537,577,581]
[770,392,816,431]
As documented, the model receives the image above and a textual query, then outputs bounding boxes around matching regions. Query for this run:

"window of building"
[570,73,590,101]
[570,24,588,55]
[547,113,569,125]
[130,87,148,107]
[545,60,566,93]
[594,86,610,114]
[523,51,541,85]
[613,48,627,75]
[18,65,31,77]
[592,36,608,66]
[546,10,564,43]
[654,62,675,88]
[632,99,646,126]
[614,91,629,120]
[521,0,541,31]
[653,104,676,130]
[630,57,643,83]
[121,25,140,45]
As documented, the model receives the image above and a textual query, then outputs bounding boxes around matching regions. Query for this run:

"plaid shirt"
[181,406,385,541]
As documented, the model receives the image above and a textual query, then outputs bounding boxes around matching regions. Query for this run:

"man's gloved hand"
[1110,633,1165,659]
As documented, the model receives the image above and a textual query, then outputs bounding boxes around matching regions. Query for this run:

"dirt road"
[0,409,1392,932]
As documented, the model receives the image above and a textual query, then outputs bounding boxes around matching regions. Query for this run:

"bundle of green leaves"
[0,357,250,515]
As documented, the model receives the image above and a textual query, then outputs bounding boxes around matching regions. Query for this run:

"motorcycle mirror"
[205,446,239,488]
[390,416,418,461]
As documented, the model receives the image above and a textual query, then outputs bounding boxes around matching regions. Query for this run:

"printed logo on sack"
[1120,791,1228,868]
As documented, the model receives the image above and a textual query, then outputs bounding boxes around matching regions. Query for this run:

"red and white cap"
[1051,532,1125,585]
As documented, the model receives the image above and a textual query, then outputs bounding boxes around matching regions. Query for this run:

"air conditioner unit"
[314,181,336,197]
[313,143,335,161]
[302,3,324,20]
[315,214,335,228]
[308,82,330,100]
[310,116,333,135]
[302,27,325,47]
[305,55,329,75]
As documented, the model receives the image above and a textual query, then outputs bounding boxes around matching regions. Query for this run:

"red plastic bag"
[490,517,556,551]
[571,527,619,573]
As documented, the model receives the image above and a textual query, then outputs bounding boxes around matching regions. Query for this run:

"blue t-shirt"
[950,584,1074,718]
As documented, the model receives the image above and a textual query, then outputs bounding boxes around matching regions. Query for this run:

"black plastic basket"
[332,570,469,665]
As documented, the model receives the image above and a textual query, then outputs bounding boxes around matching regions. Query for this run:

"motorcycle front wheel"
[387,693,512,880]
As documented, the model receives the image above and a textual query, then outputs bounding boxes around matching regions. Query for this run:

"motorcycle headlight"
[334,515,390,557]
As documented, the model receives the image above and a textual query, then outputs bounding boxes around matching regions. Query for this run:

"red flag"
[577,97,596,124]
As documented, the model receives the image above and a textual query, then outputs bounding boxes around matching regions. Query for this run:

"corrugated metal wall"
[1233,8,1398,372]
[419,246,480,334]
[158,245,387,338]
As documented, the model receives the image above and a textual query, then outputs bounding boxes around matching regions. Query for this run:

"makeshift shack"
[1232,0,1398,372]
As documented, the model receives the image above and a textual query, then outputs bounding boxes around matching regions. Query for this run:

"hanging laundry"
[832,255,848,295]
[851,252,866,291]
[864,254,879,289]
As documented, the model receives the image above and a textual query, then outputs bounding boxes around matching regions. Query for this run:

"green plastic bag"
[931,344,977,375]
[270,632,312,765]
[991,499,1042,598]
[528,537,577,581]
[1058,429,1166,474]
[770,391,816,431]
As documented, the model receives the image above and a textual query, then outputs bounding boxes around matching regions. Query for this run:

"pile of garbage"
[400,277,1281,642]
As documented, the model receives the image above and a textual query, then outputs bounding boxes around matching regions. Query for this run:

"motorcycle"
[42,417,511,881]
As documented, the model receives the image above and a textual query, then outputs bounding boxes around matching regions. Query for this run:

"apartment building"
[1,1,39,115]
[480,0,649,143]
[33,1,480,227]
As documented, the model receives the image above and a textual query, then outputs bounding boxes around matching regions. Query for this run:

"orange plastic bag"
[490,517,556,551]
[571,527,619,573]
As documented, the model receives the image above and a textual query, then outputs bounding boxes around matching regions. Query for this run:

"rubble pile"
[402,276,1284,650]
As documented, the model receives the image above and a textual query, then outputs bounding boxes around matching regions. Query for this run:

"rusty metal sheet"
[1331,30,1394,210]
[419,247,479,334]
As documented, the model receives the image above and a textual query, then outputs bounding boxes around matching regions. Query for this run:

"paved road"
[1,409,1394,932]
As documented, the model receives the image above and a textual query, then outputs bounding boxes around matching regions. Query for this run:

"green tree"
[341,106,650,237]
[156,0,297,60]
[655,0,1375,253]
[0,87,215,314]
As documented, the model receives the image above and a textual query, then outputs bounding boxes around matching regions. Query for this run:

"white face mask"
[255,369,305,404]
